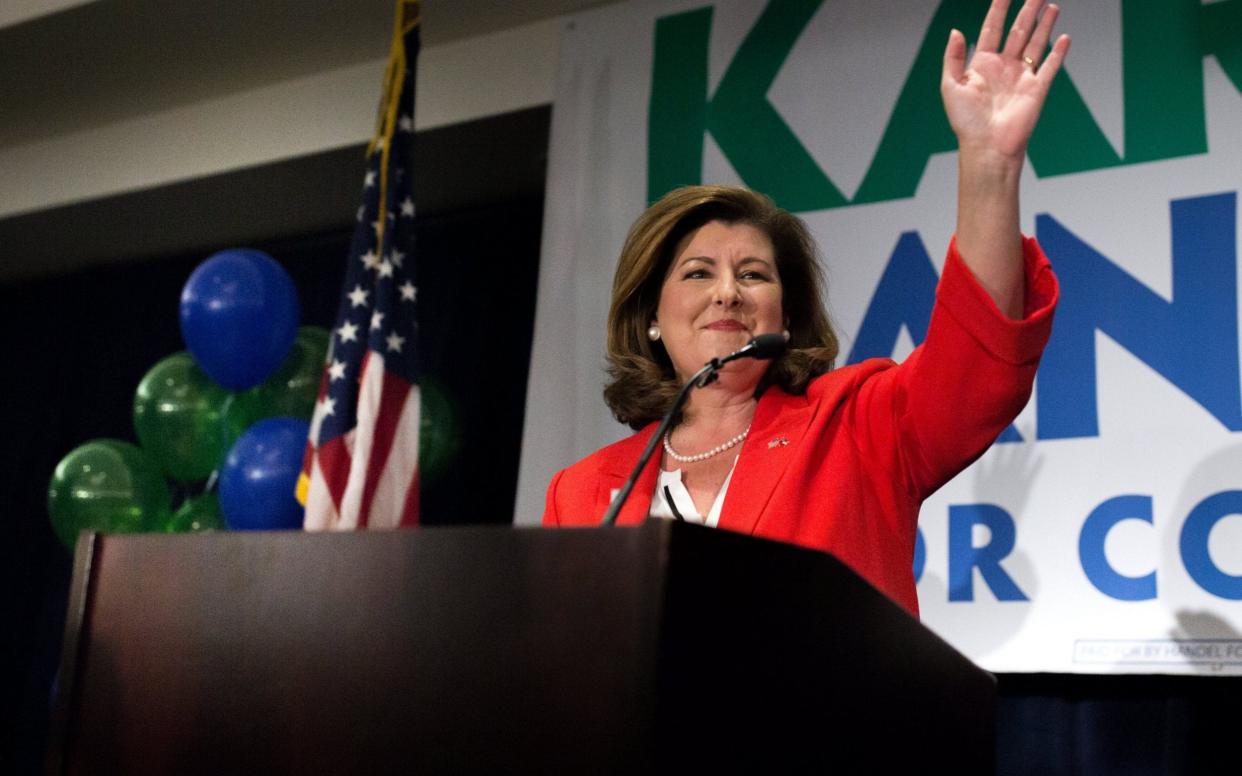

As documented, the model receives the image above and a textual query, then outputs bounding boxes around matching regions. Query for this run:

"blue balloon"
[219,417,309,530]
[180,249,300,390]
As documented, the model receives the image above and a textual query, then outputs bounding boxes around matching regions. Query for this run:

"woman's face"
[654,219,784,385]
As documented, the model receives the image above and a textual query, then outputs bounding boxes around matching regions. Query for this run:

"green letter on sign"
[648,7,711,204]
[1120,0,1206,164]
[649,0,1241,211]
[648,0,847,210]
[855,0,1121,201]
[1201,0,1242,90]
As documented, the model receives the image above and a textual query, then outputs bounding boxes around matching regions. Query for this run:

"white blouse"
[646,455,739,528]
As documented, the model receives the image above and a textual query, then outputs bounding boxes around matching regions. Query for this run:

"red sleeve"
[542,469,564,526]
[849,235,1058,499]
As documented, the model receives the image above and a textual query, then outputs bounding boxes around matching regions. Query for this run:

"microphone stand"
[599,334,785,526]
[599,361,716,526]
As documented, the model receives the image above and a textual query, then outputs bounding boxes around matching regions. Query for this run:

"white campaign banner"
[516,0,1242,675]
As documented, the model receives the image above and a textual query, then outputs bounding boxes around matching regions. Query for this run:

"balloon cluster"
[47,250,321,550]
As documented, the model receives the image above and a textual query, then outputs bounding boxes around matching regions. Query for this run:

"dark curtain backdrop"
[1,191,1236,773]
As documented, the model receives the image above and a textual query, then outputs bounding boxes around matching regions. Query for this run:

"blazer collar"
[601,386,815,530]
[602,423,663,526]
[717,387,814,534]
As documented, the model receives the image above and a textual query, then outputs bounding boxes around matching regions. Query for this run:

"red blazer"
[542,237,1058,616]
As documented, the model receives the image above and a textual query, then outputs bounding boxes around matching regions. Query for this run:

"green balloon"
[243,326,330,422]
[133,352,240,482]
[47,440,172,551]
[165,493,226,533]
[219,392,257,453]
[419,377,461,486]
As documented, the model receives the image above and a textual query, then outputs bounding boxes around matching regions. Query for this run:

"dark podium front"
[50,522,994,774]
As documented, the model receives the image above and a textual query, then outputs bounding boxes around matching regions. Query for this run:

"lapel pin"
[767,437,790,449]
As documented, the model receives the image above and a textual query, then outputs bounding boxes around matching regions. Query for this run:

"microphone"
[715,332,787,365]
[692,332,787,390]
[599,334,787,526]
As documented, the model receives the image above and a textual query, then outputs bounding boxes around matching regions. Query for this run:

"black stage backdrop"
[1,196,1236,773]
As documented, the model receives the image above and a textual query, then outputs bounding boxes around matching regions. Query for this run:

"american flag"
[299,0,422,530]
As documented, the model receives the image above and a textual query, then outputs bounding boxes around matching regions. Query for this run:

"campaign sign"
[518,0,1242,674]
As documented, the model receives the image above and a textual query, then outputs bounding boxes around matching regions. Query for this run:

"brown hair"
[604,185,839,429]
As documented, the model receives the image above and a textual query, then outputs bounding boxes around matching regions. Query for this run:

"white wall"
[0,18,561,221]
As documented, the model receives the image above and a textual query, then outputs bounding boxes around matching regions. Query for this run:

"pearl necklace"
[663,426,750,464]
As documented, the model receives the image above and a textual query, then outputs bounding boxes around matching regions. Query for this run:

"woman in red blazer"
[543,0,1069,617]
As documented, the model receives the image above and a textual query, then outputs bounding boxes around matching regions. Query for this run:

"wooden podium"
[49,522,994,774]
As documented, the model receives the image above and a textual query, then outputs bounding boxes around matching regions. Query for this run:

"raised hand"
[941,0,1071,164]
[943,0,1072,319]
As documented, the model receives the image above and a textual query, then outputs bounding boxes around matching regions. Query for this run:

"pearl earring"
[783,329,791,342]
[647,325,661,341]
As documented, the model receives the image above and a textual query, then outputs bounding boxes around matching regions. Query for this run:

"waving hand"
[942,0,1072,162]
[944,0,1071,319]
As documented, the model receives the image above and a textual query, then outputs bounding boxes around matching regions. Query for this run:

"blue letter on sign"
[1180,491,1242,600]
[948,504,1028,602]
[1079,494,1157,601]
[1036,192,1240,439]
[847,232,937,365]
[913,525,926,583]
[849,232,1021,441]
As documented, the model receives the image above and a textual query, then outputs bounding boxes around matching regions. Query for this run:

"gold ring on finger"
[1023,55,1036,68]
